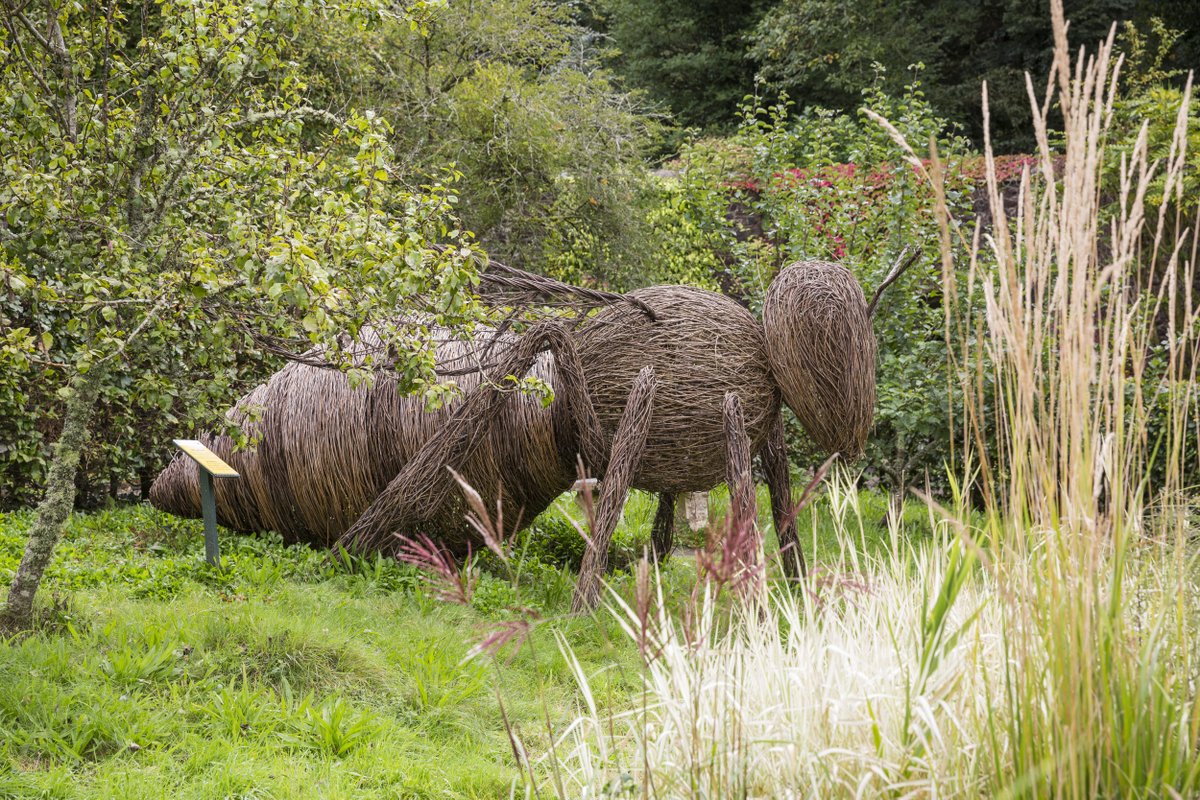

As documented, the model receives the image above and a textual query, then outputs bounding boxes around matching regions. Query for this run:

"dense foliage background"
[2,0,1198,510]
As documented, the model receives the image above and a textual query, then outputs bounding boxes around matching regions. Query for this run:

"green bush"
[518,513,588,571]
[508,494,653,572]
[296,0,663,290]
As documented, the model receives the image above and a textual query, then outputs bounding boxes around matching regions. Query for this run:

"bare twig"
[866,247,921,317]
[429,243,659,322]
[95,293,172,366]
[9,9,53,54]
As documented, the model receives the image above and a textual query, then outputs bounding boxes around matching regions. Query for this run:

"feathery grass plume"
[945,3,1200,793]
[772,453,838,575]
[554,456,599,558]
[804,565,872,613]
[633,556,656,662]
[449,467,514,563]
[696,511,764,601]
[393,533,474,605]
[468,614,539,661]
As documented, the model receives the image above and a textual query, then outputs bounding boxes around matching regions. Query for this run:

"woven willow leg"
[572,366,657,612]
[342,321,596,553]
[723,392,755,531]
[763,412,806,579]
[650,492,676,561]
[540,325,608,476]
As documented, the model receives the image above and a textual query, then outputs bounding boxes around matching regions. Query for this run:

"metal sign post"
[172,439,239,567]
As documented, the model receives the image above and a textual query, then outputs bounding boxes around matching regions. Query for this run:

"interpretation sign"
[172,439,239,566]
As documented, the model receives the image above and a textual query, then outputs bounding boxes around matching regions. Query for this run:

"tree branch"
[9,9,53,54]
[867,247,921,318]
[95,293,172,366]
[45,7,77,142]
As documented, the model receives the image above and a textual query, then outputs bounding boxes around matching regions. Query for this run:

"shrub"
[518,512,588,571]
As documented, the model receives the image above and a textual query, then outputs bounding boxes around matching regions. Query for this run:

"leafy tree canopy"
[0,0,488,627]
[294,0,662,286]
[748,0,1196,152]
[592,0,771,138]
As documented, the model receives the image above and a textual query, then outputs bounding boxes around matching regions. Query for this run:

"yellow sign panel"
[173,439,239,478]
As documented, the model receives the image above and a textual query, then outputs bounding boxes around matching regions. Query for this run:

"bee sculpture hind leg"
[341,321,607,555]
[723,393,755,530]
[762,411,807,579]
[650,492,676,561]
[572,365,658,612]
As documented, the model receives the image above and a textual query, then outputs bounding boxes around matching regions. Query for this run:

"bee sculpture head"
[762,260,878,459]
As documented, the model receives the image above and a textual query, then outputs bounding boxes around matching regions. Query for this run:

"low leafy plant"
[196,673,279,740]
[97,626,181,687]
[401,640,489,712]
[275,681,380,758]
[517,513,587,570]
[4,685,138,764]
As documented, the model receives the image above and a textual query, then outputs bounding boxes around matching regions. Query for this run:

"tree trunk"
[1,369,102,631]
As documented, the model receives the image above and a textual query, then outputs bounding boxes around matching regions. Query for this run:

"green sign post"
[172,439,239,566]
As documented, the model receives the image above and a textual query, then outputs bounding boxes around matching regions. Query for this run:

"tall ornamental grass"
[545,2,1200,796]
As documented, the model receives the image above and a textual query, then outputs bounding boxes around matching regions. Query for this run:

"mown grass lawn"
[0,486,912,798]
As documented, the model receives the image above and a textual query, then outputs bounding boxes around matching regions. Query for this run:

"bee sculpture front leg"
[572,366,657,612]
[762,412,807,579]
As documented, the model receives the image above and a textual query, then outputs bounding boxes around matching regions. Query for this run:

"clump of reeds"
[940,2,1200,792]
[547,476,1003,797]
